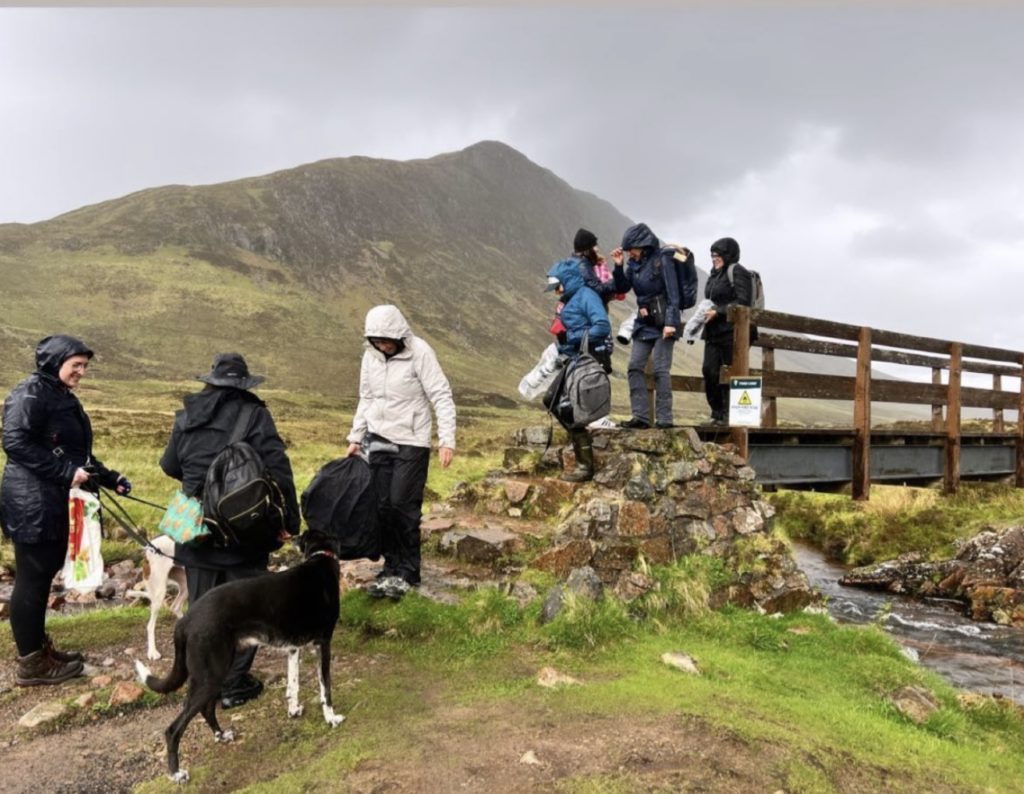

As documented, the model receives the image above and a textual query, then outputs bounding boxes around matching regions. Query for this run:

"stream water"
[793,544,1024,703]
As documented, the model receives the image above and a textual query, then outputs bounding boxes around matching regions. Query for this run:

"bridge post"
[1017,354,1024,488]
[944,342,962,495]
[730,306,751,459]
[762,347,778,428]
[852,327,872,501]
[931,367,944,432]
[993,373,1004,433]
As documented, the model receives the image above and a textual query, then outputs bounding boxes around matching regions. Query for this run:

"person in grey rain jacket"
[346,305,456,599]
[1,335,131,686]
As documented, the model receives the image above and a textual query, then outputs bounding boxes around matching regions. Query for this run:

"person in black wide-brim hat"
[159,352,299,710]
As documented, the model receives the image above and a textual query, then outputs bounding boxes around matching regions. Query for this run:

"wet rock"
[535,667,581,688]
[513,426,552,447]
[19,701,67,729]
[842,525,1024,625]
[448,528,520,565]
[888,685,940,723]
[109,681,145,707]
[533,540,595,577]
[74,692,96,709]
[614,570,656,601]
[565,566,603,601]
[503,479,531,505]
[660,651,700,674]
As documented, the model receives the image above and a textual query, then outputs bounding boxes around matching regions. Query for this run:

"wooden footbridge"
[660,306,1024,500]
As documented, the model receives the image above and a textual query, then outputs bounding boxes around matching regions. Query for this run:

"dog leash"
[97,487,166,557]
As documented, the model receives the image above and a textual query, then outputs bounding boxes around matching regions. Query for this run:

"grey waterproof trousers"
[627,335,676,425]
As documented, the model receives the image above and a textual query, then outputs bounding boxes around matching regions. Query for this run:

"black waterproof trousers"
[371,444,430,585]
[702,336,734,420]
[10,539,67,655]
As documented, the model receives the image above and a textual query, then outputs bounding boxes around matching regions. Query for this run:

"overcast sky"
[2,4,1022,360]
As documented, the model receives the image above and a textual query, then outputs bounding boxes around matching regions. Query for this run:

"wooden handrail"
[667,306,1024,496]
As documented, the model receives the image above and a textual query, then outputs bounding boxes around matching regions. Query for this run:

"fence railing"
[657,306,1024,500]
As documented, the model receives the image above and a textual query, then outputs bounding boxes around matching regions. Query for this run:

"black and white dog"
[135,530,345,784]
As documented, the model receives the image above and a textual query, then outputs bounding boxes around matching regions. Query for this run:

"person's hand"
[639,306,649,318]
[71,467,92,488]
[663,326,676,339]
[346,443,362,457]
[611,247,624,266]
[115,475,132,495]
[704,309,717,322]
[438,446,454,469]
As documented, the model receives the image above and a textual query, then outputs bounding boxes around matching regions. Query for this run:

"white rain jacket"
[347,305,457,450]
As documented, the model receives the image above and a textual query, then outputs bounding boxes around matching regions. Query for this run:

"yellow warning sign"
[738,391,753,406]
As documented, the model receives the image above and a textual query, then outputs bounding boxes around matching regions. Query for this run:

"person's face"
[58,355,90,389]
[627,247,644,262]
[369,338,399,356]
[711,253,725,269]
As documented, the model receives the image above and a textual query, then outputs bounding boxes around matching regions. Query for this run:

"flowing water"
[793,543,1024,704]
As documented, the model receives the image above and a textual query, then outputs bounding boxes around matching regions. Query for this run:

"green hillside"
[0,141,631,399]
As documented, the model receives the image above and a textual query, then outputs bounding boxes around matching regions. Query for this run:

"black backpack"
[542,334,611,431]
[300,456,380,561]
[657,245,698,311]
[202,403,285,549]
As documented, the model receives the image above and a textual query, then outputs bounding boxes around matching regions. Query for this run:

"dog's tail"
[134,626,188,694]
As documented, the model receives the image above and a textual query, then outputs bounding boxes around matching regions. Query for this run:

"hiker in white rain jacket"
[346,305,456,598]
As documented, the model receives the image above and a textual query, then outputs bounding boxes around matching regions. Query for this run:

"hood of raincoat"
[35,335,94,378]
[364,304,413,341]
[546,257,587,300]
[620,222,660,251]
[710,237,741,265]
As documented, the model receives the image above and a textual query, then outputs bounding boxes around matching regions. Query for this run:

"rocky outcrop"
[840,526,1024,626]
[456,426,815,614]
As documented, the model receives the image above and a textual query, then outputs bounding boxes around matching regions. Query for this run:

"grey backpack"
[542,333,611,431]
[726,263,765,310]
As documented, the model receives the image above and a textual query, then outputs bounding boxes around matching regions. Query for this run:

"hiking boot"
[655,422,675,429]
[221,674,263,710]
[619,417,650,430]
[15,647,84,687]
[365,580,388,598]
[44,633,84,664]
[381,577,411,601]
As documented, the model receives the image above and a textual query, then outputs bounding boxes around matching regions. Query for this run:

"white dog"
[133,534,188,660]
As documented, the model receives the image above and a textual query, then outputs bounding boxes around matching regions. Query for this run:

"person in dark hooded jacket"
[611,222,681,428]
[702,237,756,425]
[159,352,300,709]
[1,335,131,686]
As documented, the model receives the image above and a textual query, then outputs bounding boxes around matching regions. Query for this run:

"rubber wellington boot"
[45,633,85,664]
[560,433,594,483]
[15,647,84,687]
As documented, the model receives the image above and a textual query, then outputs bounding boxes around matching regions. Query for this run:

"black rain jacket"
[160,386,300,567]
[1,336,120,543]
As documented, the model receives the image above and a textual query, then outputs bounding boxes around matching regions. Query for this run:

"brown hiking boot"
[15,647,84,687]
[44,634,84,664]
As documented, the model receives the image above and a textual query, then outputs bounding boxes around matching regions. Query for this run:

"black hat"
[573,228,598,253]
[198,353,266,390]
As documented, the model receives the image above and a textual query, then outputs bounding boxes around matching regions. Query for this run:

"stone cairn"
[447,425,815,614]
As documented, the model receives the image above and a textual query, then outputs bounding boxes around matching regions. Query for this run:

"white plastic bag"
[518,343,561,401]
[63,487,104,593]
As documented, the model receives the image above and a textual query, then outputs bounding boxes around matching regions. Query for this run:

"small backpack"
[202,403,285,549]
[658,245,699,311]
[726,263,765,310]
[542,334,611,431]
[300,456,380,561]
